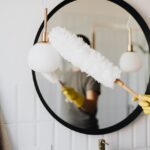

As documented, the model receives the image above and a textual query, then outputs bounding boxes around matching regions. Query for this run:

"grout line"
[51,119,55,150]
[132,120,136,149]
[0,114,54,125]
[34,91,38,147]
[16,84,19,150]
[34,91,37,122]
[8,83,18,150]
[131,122,134,150]
[34,122,37,147]
[14,83,18,125]
[85,134,88,150]
[53,120,56,150]
[147,116,150,147]
[35,93,38,122]
[0,120,53,125]
[145,116,148,147]
[87,135,90,150]
[16,84,18,125]
[70,130,73,150]
[116,131,119,150]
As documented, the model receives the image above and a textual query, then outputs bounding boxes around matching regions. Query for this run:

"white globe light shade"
[28,42,61,73]
[119,52,142,72]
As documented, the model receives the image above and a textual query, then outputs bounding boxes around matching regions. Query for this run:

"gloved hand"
[61,86,84,108]
[133,95,150,114]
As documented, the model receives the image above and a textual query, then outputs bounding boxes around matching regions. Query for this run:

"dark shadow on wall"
[0,108,12,150]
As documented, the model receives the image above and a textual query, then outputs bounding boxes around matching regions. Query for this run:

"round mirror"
[32,0,150,134]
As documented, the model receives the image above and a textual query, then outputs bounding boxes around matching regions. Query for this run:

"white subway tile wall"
[148,116,150,147]
[104,132,118,150]
[72,131,88,150]
[36,122,54,148]
[133,115,147,149]
[0,0,150,150]
[88,135,104,150]
[118,124,133,149]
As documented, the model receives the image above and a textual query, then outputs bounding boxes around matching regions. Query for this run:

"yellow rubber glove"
[61,86,84,108]
[133,95,150,114]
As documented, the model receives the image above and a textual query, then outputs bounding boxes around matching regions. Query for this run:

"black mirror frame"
[32,0,150,135]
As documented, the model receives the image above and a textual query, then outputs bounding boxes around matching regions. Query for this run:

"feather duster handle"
[49,27,122,88]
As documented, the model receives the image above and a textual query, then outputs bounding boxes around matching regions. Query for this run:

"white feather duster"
[41,68,62,84]
[49,27,122,88]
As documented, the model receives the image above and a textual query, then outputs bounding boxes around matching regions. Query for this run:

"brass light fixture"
[128,27,133,52]
[119,26,142,72]
[28,1,61,73]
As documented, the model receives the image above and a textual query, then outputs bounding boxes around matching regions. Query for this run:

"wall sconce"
[119,27,142,72]
[28,1,61,73]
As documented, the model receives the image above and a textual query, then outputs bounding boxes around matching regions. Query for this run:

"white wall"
[0,0,150,150]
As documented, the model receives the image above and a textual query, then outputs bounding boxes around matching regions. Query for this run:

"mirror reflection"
[36,0,149,129]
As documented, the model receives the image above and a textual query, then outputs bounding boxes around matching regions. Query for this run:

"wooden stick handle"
[115,79,139,97]
[59,80,65,88]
